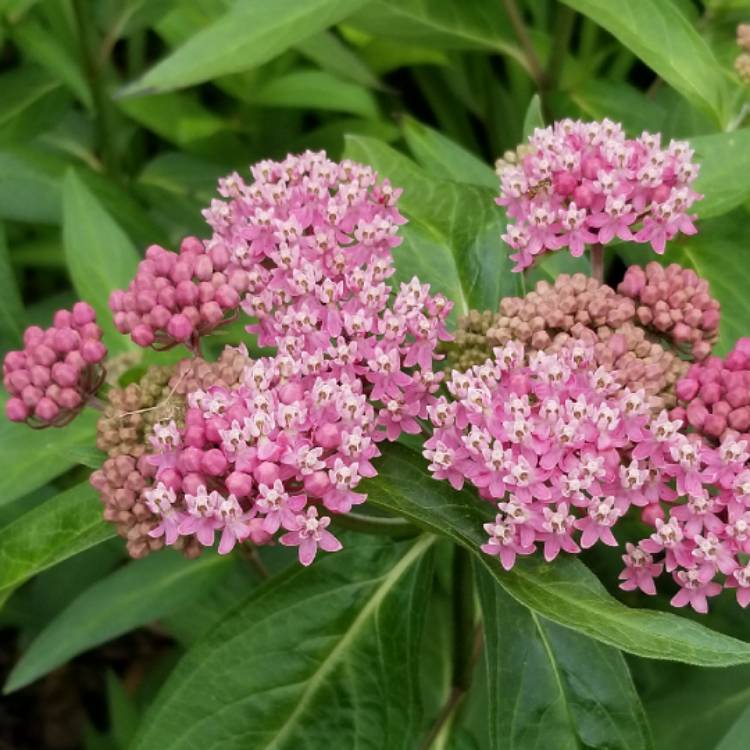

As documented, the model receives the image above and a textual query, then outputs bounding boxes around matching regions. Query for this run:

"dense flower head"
[623,430,750,613]
[497,119,702,270]
[618,262,719,361]
[672,338,750,444]
[139,352,399,565]
[109,236,247,350]
[446,273,686,408]
[3,302,106,426]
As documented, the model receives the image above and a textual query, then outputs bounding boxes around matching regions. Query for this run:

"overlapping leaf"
[361,443,750,666]
[132,534,435,750]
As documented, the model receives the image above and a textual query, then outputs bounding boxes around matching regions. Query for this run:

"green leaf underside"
[122,0,371,95]
[0,482,114,604]
[477,567,653,749]
[132,534,435,750]
[361,443,750,666]
[344,134,512,314]
[5,550,233,692]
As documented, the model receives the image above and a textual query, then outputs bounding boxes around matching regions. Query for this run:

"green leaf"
[5,550,233,692]
[361,443,750,666]
[295,30,381,90]
[0,394,99,506]
[0,223,26,345]
[716,706,750,749]
[132,534,435,750]
[402,115,498,189]
[344,135,511,313]
[477,567,653,749]
[0,147,61,223]
[350,0,527,69]
[121,0,370,96]
[252,70,379,119]
[118,92,228,147]
[521,93,544,140]
[106,670,139,750]
[691,129,750,219]
[62,169,139,353]
[0,481,114,606]
[560,0,729,124]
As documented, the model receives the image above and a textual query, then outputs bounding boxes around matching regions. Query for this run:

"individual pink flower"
[280,506,342,566]
[619,543,663,595]
[670,568,722,614]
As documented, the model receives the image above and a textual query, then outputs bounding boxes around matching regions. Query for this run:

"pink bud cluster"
[142,353,395,565]
[497,119,701,271]
[3,302,106,426]
[672,338,750,443]
[618,262,719,360]
[109,237,246,350]
[424,341,750,612]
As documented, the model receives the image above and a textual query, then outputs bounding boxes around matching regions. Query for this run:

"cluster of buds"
[425,341,750,613]
[672,338,750,444]
[447,273,686,408]
[735,23,750,84]
[109,237,246,350]
[497,118,701,270]
[3,302,106,426]
[142,355,385,565]
[618,262,719,360]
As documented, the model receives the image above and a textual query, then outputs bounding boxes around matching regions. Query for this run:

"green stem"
[590,243,604,283]
[545,5,576,92]
[331,511,420,538]
[419,547,480,749]
[500,0,547,91]
[72,0,119,178]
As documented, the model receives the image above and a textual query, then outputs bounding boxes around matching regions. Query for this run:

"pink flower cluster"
[672,338,750,443]
[109,237,246,350]
[201,150,452,440]
[622,432,750,613]
[3,302,106,426]
[142,354,386,565]
[423,341,749,612]
[497,119,701,271]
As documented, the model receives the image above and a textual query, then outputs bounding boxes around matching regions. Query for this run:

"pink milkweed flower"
[255,480,307,533]
[670,568,722,614]
[144,482,183,545]
[216,495,255,554]
[538,503,579,561]
[179,486,222,546]
[280,506,342,566]
[619,543,663,595]
[481,515,533,571]
[575,496,622,548]
[726,563,750,608]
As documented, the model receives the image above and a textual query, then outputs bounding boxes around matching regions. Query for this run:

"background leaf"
[560,0,729,123]
[122,0,370,95]
[62,169,139,352]
[132,534,435,750]
[5,550,234,692]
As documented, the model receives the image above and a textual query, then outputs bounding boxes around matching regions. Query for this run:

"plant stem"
[500,0,547,90]
[590,243,604,283]
[420,547,480,749]
[72,0,119,178]
[332,511,420,538]
[545,5,576,92]
[240,544,269,580]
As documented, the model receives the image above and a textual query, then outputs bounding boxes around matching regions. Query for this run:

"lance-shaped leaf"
[360,443,750,667]
[121,0,370,96]
[132,534,435,750]
[477,566,653,749]
[5,550,235,692]
[0,482,114,606]
[345,134,512,314]
[560,0,729,124]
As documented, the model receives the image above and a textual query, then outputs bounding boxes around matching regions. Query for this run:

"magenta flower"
[280,506,342,566]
